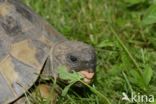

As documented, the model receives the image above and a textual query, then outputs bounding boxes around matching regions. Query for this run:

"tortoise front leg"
[13,84,58,104]
[36,84,58,104]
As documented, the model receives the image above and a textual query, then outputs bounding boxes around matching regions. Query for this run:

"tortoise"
[0,0,96,104]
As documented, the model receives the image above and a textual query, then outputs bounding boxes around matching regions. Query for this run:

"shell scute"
[10,40,41,69]
[0,73,15,104]
[0,55,40,103]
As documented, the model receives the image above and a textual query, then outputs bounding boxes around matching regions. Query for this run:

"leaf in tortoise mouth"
[57,66,83,83]
[57,66,84,96]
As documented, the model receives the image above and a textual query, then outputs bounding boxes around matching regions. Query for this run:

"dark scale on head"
[0,16,22,36]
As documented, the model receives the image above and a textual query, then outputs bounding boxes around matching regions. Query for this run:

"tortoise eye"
[69,55,78,63]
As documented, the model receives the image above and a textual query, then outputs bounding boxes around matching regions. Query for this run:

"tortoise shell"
[0,0,65,103]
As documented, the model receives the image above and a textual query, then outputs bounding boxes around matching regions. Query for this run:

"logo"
[122,92,155,103]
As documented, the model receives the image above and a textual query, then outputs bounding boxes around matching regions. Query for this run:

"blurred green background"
[23,0,156,104]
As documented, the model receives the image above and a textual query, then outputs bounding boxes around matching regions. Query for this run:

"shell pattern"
[0,0,65,103]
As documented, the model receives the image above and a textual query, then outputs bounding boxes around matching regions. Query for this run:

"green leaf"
[143,65,153,86]
[109,64,123,76]
[57,66,83,83]
[97,40,114,48]
[57,66,83,96]
[57,66,111,104]
[129,70,146,90]
[62,82,75,96]
[142,4,156,25]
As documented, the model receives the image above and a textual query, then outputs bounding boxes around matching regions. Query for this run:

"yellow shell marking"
[0,56,19,88]
[0,3,15,16]
[10,40,40,69]
[39,35,52,47]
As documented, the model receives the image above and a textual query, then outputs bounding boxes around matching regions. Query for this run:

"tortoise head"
[52,41,96,84]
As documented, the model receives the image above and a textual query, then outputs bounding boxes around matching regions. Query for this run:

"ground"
[22,0,156,104]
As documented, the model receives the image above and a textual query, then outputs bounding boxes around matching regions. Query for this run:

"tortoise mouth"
[79,70,95,84]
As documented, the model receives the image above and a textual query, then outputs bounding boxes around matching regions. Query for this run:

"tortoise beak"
[79,70,95,84]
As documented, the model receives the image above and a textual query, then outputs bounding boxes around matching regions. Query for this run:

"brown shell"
[0,0,65,103]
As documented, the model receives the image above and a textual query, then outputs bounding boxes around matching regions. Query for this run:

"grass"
[22,0,156,104]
